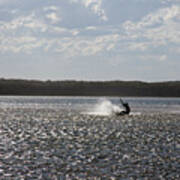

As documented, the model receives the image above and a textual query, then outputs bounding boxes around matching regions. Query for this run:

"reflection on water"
[0,96,179,179]
[0,96,180,114]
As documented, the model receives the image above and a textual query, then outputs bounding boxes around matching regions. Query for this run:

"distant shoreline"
[0,78,180,97]
[0,95,180,99]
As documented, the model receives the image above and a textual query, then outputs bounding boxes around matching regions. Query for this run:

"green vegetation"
[0,78,180,97]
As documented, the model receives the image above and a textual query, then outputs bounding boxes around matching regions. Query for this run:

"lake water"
[0,96,179,179]
[0,96,180,115]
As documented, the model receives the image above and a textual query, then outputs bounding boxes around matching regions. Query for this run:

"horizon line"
[0,77,179,83]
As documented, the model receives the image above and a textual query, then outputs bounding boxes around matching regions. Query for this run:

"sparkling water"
[0,96,180,115]
[0,96,179,179]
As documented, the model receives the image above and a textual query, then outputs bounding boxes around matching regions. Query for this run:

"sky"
[0,0,180,82]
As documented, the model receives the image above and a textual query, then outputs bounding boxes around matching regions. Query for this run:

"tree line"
[0,78,180,97]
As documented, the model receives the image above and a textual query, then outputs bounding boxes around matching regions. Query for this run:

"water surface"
[0,96,180,114]
[0,96,179,179]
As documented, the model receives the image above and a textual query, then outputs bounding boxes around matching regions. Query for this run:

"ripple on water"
[0,108,179,179]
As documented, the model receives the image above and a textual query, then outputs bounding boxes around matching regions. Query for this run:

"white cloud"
[71,29,79,36]
[52,27,67,33]
[85,26,97,30]
[70,0,107,21]
[123,5,180,30]
[0,36,46,54]
[0,13,48,32]
[0,22,119,56]
[44,6,58,11]
[122,5,180,51]
[107,44,115,51]
[161,0,180,4]
[159,55,167,61]
[55,33,119,57]
[0,0,179,61]
[46,12,61,24]
[127,42,148,51]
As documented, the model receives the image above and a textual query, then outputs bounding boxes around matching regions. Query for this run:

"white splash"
[87,99,123,116]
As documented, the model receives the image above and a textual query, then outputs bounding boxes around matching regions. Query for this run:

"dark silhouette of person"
[116,99,131,116]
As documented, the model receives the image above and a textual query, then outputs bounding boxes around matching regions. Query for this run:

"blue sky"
[0,0,180,81]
